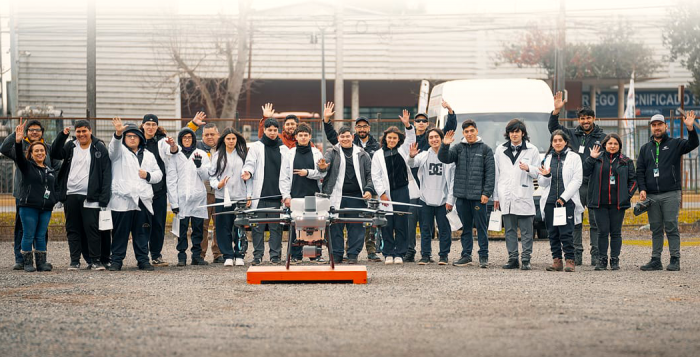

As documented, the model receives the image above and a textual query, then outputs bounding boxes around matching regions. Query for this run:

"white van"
[427,78,554,238]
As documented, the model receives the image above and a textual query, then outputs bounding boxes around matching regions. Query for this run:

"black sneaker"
[212,256,225,264]
[346,257,358,264]
[479,256,489,268]
[13,262,24,270]
[418,257,430,265]
[313,256,326,264]
[103,262,112,270]
[151,258,169,267]
[85,263,95,270]
[502,259,519,269]
[138,263,155,271]
[640,257,663,271]
[252,257,262,266]
[521,260,531,270]
[367,253,382,262]
[453,256,473,267]
[610,258,620,271]
[594,257,608,271]
[404,255,415,263]
[108,263,122,271]
[68,262,80,271]
[438,257,448,265]
[270,258,282,265]
[667,256,680,271]
[92,262,106,271]
[177,260,186,267]
[333,255,343,264]
[191,257,209,266]
[290,257,302,265]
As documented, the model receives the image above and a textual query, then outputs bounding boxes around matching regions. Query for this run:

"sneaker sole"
[453,263,472,267]
[417,262,429,265]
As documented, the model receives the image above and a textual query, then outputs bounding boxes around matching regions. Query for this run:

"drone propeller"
[341,195,422,208]
[199,195,282,209]
[214,208,287,216]
[331,208,412,215]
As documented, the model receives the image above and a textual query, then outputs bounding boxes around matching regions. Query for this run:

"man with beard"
[548,91,606,266]
[322,102,382,261]
[637,112,698,271]
[196,122,225,263]
[258,103,315,149]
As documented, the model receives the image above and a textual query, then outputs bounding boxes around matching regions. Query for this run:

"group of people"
[3,91,697,273]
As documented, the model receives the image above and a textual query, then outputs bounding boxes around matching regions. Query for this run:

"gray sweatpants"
[574,182,598,256]
[647,190,682,259]
[503,214,534,261]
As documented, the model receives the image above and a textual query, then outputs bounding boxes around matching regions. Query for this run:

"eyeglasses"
[415,119,428,123]
[355,125,369,129]
[27,129,42,133]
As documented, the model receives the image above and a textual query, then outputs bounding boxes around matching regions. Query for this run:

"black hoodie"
[178,128,197,159]
[548,112,606,184]
[51,130,112,207]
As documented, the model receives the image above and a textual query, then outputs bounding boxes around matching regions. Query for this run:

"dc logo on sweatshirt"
[428,163,443,176]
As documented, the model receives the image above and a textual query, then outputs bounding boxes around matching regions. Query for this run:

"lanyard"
[654,141,660,167]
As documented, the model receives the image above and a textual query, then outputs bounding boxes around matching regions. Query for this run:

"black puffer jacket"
[51,131,112,207]
[437,137,495,201]
[583,152,637,209]
[636,129,699,194]
[13,142,57,211]
[548,112,606,184]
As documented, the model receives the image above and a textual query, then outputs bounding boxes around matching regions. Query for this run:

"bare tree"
[150,0,252,125]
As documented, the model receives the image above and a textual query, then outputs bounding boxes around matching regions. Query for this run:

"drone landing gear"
[247,227,367,284]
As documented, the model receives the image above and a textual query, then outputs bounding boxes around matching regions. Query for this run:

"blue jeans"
[331,195,366,258]
[418,200,452,258]
[18,207,52,252]
[455,198,489,258]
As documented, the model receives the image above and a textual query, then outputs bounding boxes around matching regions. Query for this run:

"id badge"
[578,146,585,154]
[653,168,660,177]
[610,175,616,185]
[43,189,51,199]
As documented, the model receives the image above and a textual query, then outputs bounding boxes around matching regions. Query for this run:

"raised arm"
[441,99,457,133]
[437,131,459,164]
[680,110,699,154]
[548,91,567,134]
[322,102,339,146]
[51,127,70,160]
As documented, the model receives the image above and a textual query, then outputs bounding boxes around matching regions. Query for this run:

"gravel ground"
[1,232,699,357]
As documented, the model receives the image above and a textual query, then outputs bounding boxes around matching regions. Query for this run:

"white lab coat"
[241,140,291,209]
[538,148,584,224]
[407,148,455,207]
[280,146,326,200]
[371,126,419,213]
[107,135,162,214]
[166,148,210,219]
[327,144,370,211]
[492,141,541,216]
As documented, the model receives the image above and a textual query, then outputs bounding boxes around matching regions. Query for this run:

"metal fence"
[0,116,698,237]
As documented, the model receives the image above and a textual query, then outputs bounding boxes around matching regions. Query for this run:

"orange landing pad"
[247,265,367,284]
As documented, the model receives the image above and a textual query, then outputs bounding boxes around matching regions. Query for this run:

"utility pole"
[87,0,96,126]
[333,4,344,124]
[554,0,566,117]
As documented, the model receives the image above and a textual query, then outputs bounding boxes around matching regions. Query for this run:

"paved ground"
[1,233,700,357]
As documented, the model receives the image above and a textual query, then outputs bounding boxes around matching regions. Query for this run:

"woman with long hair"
[538,130,583,272]
[583,133,637,270]
[11,118,57,272]
[209,128,250,267]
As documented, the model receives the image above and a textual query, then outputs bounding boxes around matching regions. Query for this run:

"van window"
[451,113,549,153]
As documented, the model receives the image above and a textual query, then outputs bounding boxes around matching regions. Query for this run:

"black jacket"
[51,131,112,207]
[323,121,381,158]
[13,142,57,211]
[636,129,699,194]
[583,152,637,209]
[145,133,168,197]
[438,138,495,201]
[1,132,60,198]
[548,112,606,184]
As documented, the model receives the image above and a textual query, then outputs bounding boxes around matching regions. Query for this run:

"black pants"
[65,195,101,264]
[381,185,410,258]
[544,201,575,260]
[148,193,167,260]
[111,202,152,266]
[593,205,626,259]
[214,198,247,260]
[177,216,204,261]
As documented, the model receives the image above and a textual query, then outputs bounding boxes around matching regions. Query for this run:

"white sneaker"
[234,258,244,266]
[224,259,234,267]
[394,257,404,264]
[385,256,394,265]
